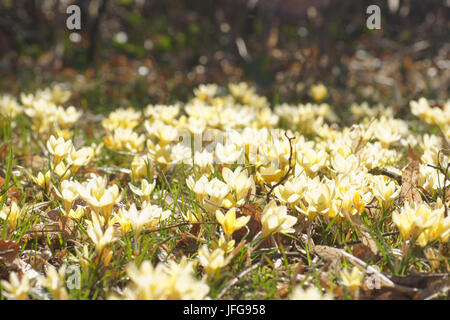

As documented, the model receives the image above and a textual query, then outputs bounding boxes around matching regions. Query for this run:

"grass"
[0,83,449,301]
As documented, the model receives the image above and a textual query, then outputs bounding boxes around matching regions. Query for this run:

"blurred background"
[0,0,448,115]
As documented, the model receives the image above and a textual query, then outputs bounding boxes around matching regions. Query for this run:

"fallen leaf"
[390,273,449,289]
[424,247,441,270]
[21,249,52,272]
[399,147,423,205]
[350,243,375,262]
[232,203,262,243]
[277,285,289,298]
[314,245,343,275]
[0,240,20,264]
[376,273,450,300]
[230,239,247,259]
[291,260,305,286]
[20,155,47,171]
[23,208,76,246]
[51,249,67,264]
[343,210,379,255]
[314,245,343,262]
[416,284,450,300]
[49,208,76,240]
[173,232,199,258]
[189,223,202,238]
[110,172,130,188]
[366,287,411,300]
[245,244,253,268]
[0,176,22,202]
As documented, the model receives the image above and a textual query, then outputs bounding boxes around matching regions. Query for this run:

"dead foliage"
[399,147,423,205]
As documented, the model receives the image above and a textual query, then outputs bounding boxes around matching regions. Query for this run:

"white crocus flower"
[46,135,73,165]
[290,286,334,300]
[38,265,68,300]
[129,179,156,202]
[203,178,230,214]
[140,202,171,231]
[197,245,232,276]
[1,272,31,300]
[260,200,297,237]
[215,142,243,166]
[86,218,117,253]
[194,149,214,174]
[330,153,360,174]
[222,166,253,207]
[67,146,94,172]
[370,176,400,211]
[78,175,121,220]
[186,175,209,205]
[54,180,79,212]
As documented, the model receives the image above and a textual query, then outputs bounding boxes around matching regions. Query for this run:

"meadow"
[0,0,449,301]
[0,82,448,300]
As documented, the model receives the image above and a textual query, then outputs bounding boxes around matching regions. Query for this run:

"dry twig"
[265,132,295,202]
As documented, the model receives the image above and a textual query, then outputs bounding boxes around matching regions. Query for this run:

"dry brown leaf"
[24,223,60,244]
[21,250,51,271]
[245,244,253,268]
[343,210,379,255]
[291,260,305,286]
[52,249,67,264]
[390,273,450,289]
[20,155,47,171]
[0,240,20,264]
[276,285,289,298]
[23,208,76,246]
[424,247,441,270]
[313,245,343,275]
[46,208,76,240]
[173,229,202,259]
[386,273,450,299]
[230,239,247,259]
[399,147,423,205]
[366,287,411,300]
[189,223,202,238]
[350,243,376,262]
[235,203,262,241]
[314,245,343,262]
[0,176,22,202]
